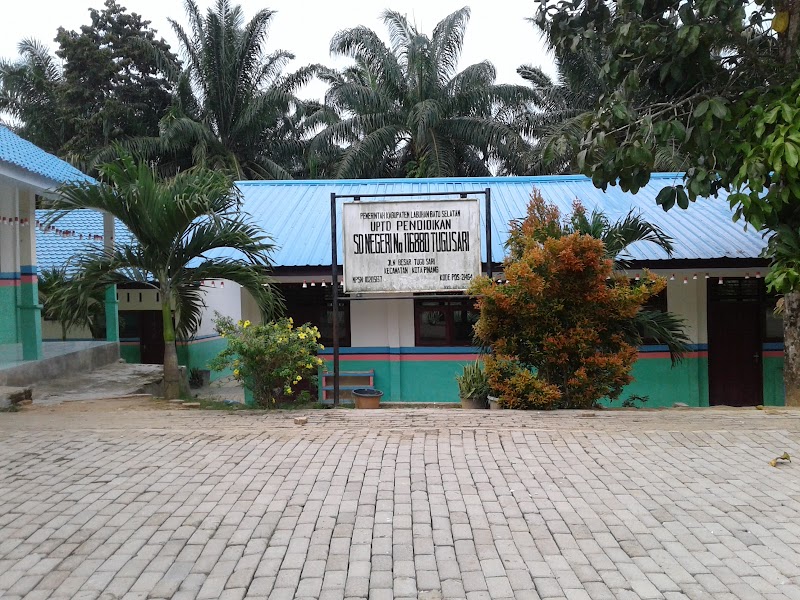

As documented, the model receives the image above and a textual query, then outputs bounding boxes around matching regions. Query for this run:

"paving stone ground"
[2,400,800,600]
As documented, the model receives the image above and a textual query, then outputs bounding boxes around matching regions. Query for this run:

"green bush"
[209,315,324,408]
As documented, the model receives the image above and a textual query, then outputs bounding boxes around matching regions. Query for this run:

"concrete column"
[18,189,42,360]
[0,185,21,361]
[386,299,402,401]
[103,212,119,342]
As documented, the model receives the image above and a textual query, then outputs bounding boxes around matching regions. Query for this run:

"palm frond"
[627,310,691,365]
[602,211,674,266]
[431,7,470,84]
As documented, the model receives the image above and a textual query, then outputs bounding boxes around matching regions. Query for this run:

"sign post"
[329,189,493,405]
[342,199,481,294]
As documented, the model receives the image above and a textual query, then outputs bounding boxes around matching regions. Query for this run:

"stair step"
[321,385,370,391]
[322,371,374,377]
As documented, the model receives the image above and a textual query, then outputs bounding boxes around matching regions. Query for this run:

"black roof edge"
[272,258,769,278]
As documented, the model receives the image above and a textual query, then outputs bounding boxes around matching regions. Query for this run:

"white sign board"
[342,199,481,293]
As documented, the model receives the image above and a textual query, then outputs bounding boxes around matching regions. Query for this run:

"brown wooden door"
[708,283,762,406]
[139,311,165,365]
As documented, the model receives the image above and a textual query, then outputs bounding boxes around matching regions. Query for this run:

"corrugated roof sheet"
[236,173,767,267]
[0,126,94,187]
[35,209,132,273]
[32,173,766,273]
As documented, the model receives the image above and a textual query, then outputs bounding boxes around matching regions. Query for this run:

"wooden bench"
[320,370,374,403]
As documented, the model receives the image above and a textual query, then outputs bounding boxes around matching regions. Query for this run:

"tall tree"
[535,0,800,405]
[55,0,177,160]
[47,152,281,399]
[314,7,534,178]
[0,1,175,165]
[129,0,316,179]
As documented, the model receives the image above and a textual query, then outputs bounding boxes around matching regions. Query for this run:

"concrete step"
[32,363,163,406]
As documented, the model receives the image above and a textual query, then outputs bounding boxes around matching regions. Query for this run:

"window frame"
[414,296,479,347]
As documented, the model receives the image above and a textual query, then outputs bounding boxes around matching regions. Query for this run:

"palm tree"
[508,56,605,175]
[508,37,687,175]
[47,152,281,398]
[126,0,316,179]
[39,266,106,340]
[0,39,70,154]
[314,7,534,178]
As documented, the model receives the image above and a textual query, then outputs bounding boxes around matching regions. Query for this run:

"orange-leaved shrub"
[469,190,665,409]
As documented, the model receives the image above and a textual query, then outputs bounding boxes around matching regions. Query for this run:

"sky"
[0,0,557,101]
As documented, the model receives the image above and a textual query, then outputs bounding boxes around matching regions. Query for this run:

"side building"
[0,125,120,386]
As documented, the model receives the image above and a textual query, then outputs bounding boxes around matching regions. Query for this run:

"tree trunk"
[778,0,800,62]
[783,291,800,407]
[161,295,180,400]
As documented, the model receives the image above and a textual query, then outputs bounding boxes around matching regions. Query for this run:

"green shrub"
[209,315,324,408]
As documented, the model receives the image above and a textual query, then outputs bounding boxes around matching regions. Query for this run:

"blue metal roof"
[32,173,767,274]
[35,210,132,273]
[235,173,767,267]
[0,126,94,187]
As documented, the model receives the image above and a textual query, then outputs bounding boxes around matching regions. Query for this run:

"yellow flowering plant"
[209,315,324,407]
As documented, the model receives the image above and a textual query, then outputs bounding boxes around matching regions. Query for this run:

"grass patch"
[196,399,247,411]
[193,398,338,411]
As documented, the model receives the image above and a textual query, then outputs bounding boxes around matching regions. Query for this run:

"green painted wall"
[19,279,42,360]
[120,338,229,381]
[327,355,789,407]
[118,341,789,407]
[120,345,141,363]
[0,286,19,345]
[608,357,710,408]
[180,337,229,381]
[398,360,468,403]
[330,358,475,403]
[763,357,785,406]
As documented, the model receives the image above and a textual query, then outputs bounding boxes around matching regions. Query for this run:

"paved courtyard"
[2,401,800,600]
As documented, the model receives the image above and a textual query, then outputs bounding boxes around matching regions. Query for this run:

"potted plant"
[352,387,383,409]
[487,392,502,410]
[456,361,489,409]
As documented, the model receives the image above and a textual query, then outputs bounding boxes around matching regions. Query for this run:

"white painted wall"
[117,287,161,311]
[350,296,415,348]
[0,183,20,278]
[41,319,93,340]
[196,280,242,337]
[240,288,263,326]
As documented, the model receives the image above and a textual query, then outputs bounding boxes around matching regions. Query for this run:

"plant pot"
[488,395,501,410]
[460,396,487,409]
[353,388,383,409]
